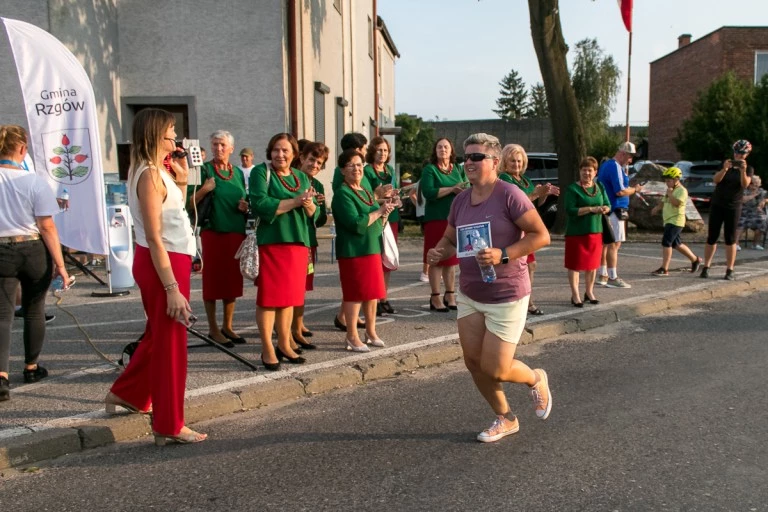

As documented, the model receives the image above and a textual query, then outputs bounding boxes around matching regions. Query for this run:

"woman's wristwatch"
[499,249,509,265]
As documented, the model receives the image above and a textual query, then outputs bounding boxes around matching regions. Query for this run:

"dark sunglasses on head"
[463,153,495,163]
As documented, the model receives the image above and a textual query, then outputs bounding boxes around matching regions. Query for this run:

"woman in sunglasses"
[427,133,551,443]
[420,138,466,312]
[498,144,559,316]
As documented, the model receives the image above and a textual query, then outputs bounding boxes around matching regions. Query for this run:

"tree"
[528,0,586,232]
[395,113,435,179]
[571,38,621,149]
[494,69,529,120]
[525,83,549,119]
[676,72,755,161]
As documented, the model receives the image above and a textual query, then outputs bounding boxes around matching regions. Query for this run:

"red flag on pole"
[617,0,633,32]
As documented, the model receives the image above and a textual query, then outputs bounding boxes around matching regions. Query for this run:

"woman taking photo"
[292,141,330,350]
[106,109,206,445]
[0,125,71,402]
[332,149,395,352]
[427,133,551,443]
[188,130,248,348]
[421,138,466,312]
[365,136,401,316]
[700,139,754,279]
[250,133,315,370]
[563,156,611,307]
[498,144,559,316]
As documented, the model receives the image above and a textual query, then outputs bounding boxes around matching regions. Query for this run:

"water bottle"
[51,276,65,291]
[59,188,69,211]
[470,230,497,283]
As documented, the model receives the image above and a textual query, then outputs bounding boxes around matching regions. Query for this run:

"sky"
[377,0,768,126]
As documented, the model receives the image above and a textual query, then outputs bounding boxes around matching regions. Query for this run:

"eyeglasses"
[463,153,495,163]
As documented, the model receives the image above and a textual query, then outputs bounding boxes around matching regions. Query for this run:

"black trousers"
[0,239,52,374]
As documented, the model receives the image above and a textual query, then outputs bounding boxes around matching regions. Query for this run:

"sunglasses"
[463,153,495,163]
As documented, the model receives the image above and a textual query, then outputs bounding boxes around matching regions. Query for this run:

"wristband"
[176,181,188,186]
[164,282,179,291]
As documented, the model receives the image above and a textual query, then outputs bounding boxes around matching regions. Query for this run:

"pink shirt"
[448,180,534,304]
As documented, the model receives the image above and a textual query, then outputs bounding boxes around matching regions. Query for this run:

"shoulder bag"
[235,165,271,280]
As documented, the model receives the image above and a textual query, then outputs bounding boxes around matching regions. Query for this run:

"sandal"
[528,305,544,315]
[430,293,449,312]
[443,291,458,311]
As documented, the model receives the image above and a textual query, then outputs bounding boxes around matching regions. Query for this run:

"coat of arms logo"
[42,128,92,185]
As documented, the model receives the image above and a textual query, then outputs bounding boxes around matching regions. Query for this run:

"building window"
[756,52,768,84]
[314,82,330,144]
[336,97,348,155]
[368,16,373,59]
[333,0,342,14]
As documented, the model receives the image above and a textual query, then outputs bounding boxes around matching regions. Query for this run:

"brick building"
[649,26,768,160]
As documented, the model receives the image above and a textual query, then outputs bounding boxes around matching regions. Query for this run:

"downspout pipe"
[372,0,379,137]
[288,0,299,137]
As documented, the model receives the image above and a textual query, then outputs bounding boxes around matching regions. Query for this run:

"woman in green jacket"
[249,133,316,370]
[331,149,395,352]
[364,136,401,316]
[291,141,329,349]
[564,157,611,307]
[421,138,466,312]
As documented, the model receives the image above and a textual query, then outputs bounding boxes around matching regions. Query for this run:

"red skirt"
[564,234,602,271]
[201,230,246,301]
[383,221,399,273]
[256,243,309,307]
[338,254,386,302]
[306,246,317,291]
[423,220,458,266]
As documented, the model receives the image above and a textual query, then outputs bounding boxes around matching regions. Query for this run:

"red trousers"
[110,245,191,436]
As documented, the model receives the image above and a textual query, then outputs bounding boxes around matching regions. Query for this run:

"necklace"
[510,173,531,189]
[275,168,300,192]
[347,183,374,206]
[436,162,453,176]
[580,182,598,197]
[373,164,391,182]
[0,159,23,169]
[213,161,233,180]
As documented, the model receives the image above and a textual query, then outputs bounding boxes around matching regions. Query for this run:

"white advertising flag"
[2,17,108,255]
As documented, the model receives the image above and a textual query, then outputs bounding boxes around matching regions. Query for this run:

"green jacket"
[249,163,312,246]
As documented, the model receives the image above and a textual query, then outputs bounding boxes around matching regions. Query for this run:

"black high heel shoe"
[571,298,584,308]
[261,355,281,371]
[430,293,449,312]
[584,293,600,305]
[334,315,366,331]
[293,333,317,350]
[443,291,458,311]
[275,346,306,364]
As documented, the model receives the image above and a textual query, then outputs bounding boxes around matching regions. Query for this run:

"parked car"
[675,160,722,208]
[524,153,560,229]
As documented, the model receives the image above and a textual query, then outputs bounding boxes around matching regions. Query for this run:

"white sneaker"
[419,272,429,282]
[597,274,609,286]
[736,245,742,251]
[755,245,765,251]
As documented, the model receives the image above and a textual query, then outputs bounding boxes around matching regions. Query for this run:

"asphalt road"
[2,290,766,511]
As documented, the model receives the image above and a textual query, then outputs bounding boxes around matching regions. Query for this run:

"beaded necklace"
[580,182,598,197]
[275,168,301,192]
[436,162,453,176]
[213,161,233,180]
[373,164,391,182]
[347,183,374,206]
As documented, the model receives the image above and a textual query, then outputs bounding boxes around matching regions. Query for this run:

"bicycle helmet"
[662,167,682,180]
[732,139,752,154]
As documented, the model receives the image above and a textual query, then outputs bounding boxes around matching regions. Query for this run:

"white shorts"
[609,212,626,243]
[456,291,529,344]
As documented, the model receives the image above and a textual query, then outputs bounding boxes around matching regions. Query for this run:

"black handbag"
[193,191,214,227]
[601,214,616,245]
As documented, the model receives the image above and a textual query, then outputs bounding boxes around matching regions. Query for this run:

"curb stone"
[3,272,768,470]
